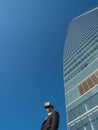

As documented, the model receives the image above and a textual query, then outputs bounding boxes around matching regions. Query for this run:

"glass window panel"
[85,95,97,111]
[90,120,98,130]
[87,112,95,122]
[84,102,90,111]
[87,111,98,129]
[93,109,98,124]
[75,119,82,129]
[95,94,98,104]
[70,123,76,130]
[74,107,79,118]
[81,116,88,126]
[78,103,86,115]
[80,127,84,130]
[68,110,74,122]
[90,95,98,107]
[96,118,98,124]
[83,124,91,130]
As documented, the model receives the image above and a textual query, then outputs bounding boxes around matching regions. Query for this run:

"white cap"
[44,101,54,108]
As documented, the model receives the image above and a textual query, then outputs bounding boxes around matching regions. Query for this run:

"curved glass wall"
[63,6,98,130]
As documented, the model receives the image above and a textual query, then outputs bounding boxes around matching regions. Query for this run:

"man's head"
[44,102,54,113]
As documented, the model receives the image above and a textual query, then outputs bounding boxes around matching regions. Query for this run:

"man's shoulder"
[52,111,59,116]
[54,111,59,114]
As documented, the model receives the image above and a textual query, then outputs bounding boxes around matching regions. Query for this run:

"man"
[41,101,60,130]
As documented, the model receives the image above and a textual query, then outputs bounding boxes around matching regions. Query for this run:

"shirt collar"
[48,110,54,116]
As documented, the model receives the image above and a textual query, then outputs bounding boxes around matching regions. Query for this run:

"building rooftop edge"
[73,5,98,21]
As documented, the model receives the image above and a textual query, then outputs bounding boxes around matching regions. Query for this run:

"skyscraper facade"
[63,6,98,130]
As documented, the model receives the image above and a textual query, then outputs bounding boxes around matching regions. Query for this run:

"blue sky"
[0,0,98,130]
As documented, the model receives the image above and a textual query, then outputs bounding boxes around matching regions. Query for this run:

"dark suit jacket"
[41,111,60,130]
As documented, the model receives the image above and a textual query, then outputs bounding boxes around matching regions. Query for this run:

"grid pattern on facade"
[63,6,98,130]
[68,93,98,122]
[69,107,98,130]
[78,70,98,95]
[63,9,98,83]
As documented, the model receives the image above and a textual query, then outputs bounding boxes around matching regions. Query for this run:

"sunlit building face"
[63,6,98,130]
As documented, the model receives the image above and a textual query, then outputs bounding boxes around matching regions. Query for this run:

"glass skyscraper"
[63,6,98,130]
